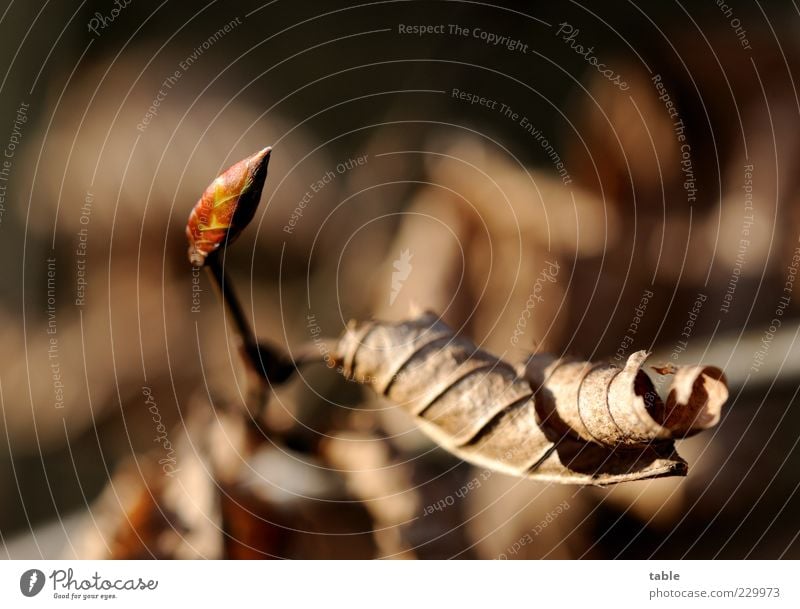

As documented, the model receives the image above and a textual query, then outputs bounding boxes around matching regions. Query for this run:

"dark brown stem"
[204,255,295,417]
[205,254,258,357]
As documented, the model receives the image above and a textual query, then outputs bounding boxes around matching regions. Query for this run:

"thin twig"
[205,255,280,417]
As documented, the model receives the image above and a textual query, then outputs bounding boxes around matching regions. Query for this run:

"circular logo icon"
[20,569,45,597]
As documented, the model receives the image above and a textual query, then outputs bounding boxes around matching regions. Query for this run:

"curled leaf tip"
[652,365,728,437]
[186,147,272,267]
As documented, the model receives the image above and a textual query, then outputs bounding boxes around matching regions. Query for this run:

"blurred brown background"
[1,0,799,558]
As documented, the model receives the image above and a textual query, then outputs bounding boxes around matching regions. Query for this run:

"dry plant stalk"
[336,311,728,485]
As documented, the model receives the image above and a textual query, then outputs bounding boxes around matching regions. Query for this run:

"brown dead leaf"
[335,311,728,486]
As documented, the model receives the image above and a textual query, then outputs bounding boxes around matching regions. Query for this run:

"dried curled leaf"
[525,351,727,446]
[336,311,728,485]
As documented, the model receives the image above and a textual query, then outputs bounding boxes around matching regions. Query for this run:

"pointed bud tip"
[185,146,273,266]
[249,146,272,171]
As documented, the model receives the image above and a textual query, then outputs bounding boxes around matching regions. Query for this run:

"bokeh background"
[1,0,799,558]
